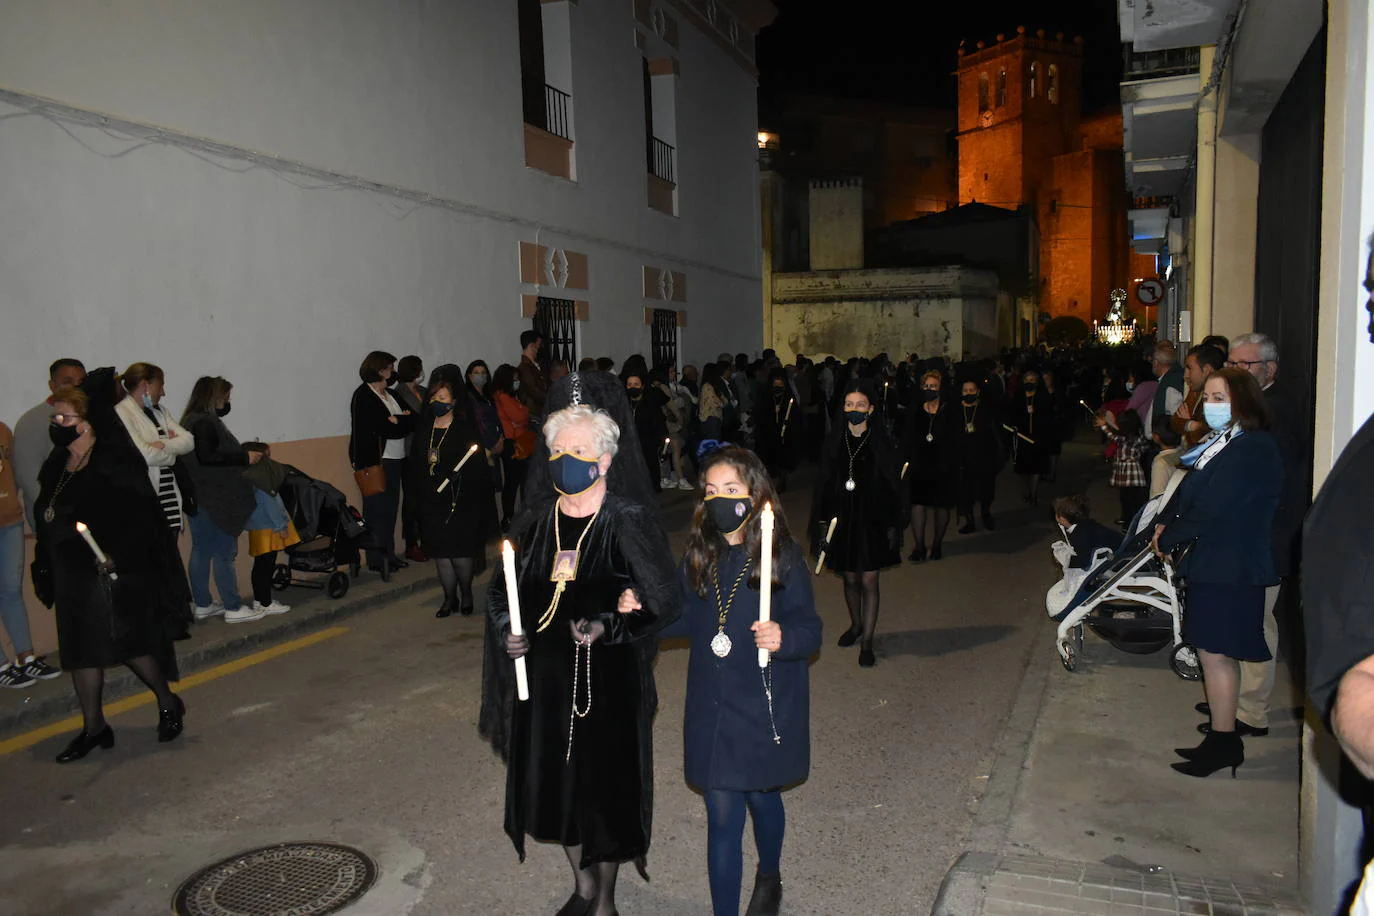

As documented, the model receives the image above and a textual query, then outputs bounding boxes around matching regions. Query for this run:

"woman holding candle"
[32,370,190,762]
[479,371,680,916]
[1010,368,1052,507]
[408,365,496,618]
[810,379,905,668]
[754,369,799,493]
[900,370,959,562]
[953,377,1005,534]
[643,446,820,916]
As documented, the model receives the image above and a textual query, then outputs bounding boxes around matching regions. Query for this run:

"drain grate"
[173,842,377,916]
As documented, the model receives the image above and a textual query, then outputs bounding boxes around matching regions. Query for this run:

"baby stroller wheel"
[1169,643,1201,681]
[271,563,291,592]
[327,571,350,600]
[1058,638,1079,672]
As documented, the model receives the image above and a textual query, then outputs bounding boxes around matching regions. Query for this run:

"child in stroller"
[269,466,370,599]
[1046,478,1200,679]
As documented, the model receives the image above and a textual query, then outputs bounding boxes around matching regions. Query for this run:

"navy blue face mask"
[845,409,870,426]
[431,402,453,417]
[549,452,602,496]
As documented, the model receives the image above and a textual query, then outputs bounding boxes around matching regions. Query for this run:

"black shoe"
[1196,720,1269,738]
[745,868,783,916]
[55,725,114,763]
[836,627,861,648]
[908,545,927,563]
[157,695,185,743]
[930,545,943,561]
[1195,702,1211,716]
[1172,730,1243,777]
[387,556,409,570]
[958,519,976,535]
[435,601,454,619]
[858,646,876,668]
[982,512,996,531]
[459,601,475,617]
[554,893,594,916]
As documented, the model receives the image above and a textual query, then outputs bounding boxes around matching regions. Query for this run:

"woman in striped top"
[114,363,195,534]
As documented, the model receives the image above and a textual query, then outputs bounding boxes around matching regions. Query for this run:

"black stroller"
[271,467,368,600]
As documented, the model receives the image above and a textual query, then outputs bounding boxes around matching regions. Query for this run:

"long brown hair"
[182,376,233,423]
[1211,367,1272,431]
[683,447,795,597]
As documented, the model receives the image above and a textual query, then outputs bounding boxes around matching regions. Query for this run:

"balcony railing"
[650,136,676,185]
[1131,195,1175,212]
[1122,44,1201,82]
[544,84,572,141]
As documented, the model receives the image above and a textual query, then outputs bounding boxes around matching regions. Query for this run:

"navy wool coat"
[663,541,822,793]
[1157,430,1283,587]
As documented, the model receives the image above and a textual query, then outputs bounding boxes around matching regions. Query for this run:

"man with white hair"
[481,373,679,916]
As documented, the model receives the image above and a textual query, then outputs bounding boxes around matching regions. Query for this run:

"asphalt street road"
[0,462,1071,916]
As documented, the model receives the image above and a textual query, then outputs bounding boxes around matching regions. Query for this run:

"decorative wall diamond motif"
[651,8,667,38]
[657,268,675,301]
[543,248,570,288]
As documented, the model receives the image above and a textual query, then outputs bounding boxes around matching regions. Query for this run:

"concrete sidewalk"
[935,592,1305,914]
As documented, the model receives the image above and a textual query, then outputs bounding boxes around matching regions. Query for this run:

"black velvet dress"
[32,440,188,677]
[406,412,496,561]
[484,493,677,867]
[901,404,959,509]
[810,426,905,573]
[1010,392,1052,476]
[755,393,800,478]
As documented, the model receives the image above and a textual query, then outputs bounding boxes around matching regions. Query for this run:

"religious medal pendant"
[844,477,856,492]
[711,629,732,658]
[426,447,440,471]
[965,422,976,434]
[550,549,579,583]
[926,433,934,443]
[43,505,55,524]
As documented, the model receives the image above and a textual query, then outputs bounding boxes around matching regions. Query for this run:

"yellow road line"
[0,626,349,758]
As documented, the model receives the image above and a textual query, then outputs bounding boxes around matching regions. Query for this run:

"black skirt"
[1184,582,1271,661]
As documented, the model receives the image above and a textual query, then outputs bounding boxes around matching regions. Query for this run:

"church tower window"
[996,69,1007,107]
[978,72,990,112]
[1029,61,1039,99]
[1048,64,1059,103]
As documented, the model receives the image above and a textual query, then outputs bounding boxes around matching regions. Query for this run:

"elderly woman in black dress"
[1154,368,1283,778]
[810,379,905,668]
[33,370,190,762]
[901,370,959,562]
[409,366,498,618]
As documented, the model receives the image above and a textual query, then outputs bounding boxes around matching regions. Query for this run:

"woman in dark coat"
[408,365,497,617]
[753,369,799,492]
[349,351,416,575]
[809,379,905,668]
[33,369,191,762]
[1154,369,1283,779]
[901,369,959,561]
[624,369,668,493]
[954,377,1004,534]
[656,446,820,916]
[464,360,506,495]
[1008,368,1052,506]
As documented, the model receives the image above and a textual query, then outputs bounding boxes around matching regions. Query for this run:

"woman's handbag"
[354,465,385,498]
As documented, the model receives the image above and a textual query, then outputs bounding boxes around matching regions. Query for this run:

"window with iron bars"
[651,309,679,370]
[533,297,577,374]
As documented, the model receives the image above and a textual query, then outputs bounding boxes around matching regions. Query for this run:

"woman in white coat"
[115,363,196,534]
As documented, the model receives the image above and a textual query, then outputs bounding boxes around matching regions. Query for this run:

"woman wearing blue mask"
[648,446,820,916]
[482,390,679,916]
[809,379,905,667]
[1152,368,1283,778]
[408,367,495,617]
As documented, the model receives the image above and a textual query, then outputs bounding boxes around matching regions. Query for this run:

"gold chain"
[534,498,604,633]
[713,556,753,632]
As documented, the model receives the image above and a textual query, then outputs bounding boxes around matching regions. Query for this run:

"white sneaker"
[660,477,674,489]
[254,600,291,616]
[193,602,225,620]
[676,478,694,490]
[224,604,266,624]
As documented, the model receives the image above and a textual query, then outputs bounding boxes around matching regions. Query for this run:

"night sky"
[757,0,1124,120]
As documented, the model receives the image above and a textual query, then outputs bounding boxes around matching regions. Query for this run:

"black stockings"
[434,558,475,610]
[841,571,881,649]
[909,506,950,551]
[251,551,277,606]
[71,654,174,733]
[563,845,619,916]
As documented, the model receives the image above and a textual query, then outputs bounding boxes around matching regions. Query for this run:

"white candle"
[758,502,774,668]
[75,522,118,581]
[435,443,481,493]
[501,539,530,701]
[815,516,838,575]
[900,461,909,480]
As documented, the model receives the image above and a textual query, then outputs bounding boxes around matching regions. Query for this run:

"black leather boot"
[1172,730,1243,777]
[744,869,782,916]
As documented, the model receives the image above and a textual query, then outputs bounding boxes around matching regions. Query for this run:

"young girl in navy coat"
[625,446,821,915]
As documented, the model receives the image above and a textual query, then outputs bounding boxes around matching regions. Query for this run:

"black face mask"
[962,396,979,406]
[845,410,870,426]
[215,403,232,418]
[1024,383,1039,393]
[431,402,453,417]
[921,389,940,403]
[627,388,643,400]
[706,494,752,534]
[49,423,80,448]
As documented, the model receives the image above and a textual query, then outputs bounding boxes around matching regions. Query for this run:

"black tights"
[909,506,950,551]
[71,655,174,733]
[841,571,881,649]
[251,551,277,606]
[434,557,475,610]
[563,845,620,916]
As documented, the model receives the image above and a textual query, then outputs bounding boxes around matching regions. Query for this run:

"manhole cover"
[173,842,377,916]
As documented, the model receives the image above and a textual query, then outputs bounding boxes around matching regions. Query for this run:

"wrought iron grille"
[533,297,577,373]
[651,309,679,370]
[650,137,676,184]
[545,85,572,140]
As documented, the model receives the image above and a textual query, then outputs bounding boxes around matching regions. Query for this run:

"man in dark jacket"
[516,329,548,418]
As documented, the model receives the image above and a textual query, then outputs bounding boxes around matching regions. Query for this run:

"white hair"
[1230,332,1278,363]
[543,405,621,459]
